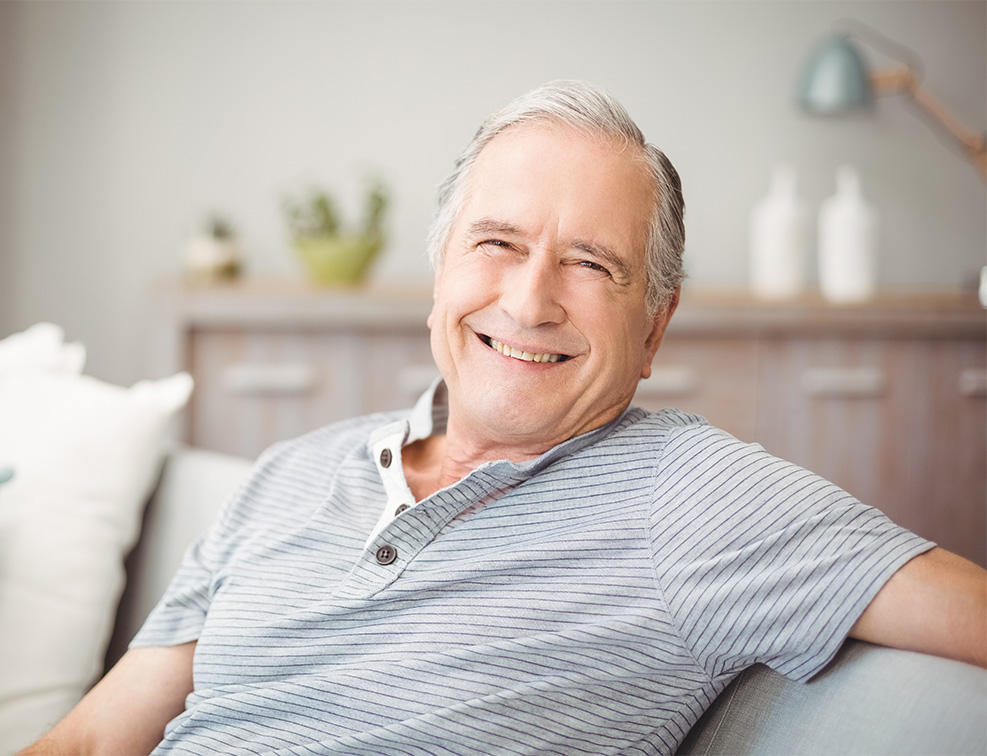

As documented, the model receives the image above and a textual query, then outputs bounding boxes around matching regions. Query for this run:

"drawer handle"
[637,366,699,397]
[801,367,885,398]
[959,368,987,397]
[221,363,316,395]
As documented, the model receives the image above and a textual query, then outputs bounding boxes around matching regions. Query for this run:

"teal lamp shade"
[798,35,874,114]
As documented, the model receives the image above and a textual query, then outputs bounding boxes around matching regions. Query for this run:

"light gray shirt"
[133,382,932,755]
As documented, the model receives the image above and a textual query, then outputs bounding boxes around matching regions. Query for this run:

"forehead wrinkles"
[465,124,654,229]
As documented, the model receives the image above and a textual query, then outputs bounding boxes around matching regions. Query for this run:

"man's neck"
[401,419,558,502]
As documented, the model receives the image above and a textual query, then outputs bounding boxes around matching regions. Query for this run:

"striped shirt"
[133,381,932,755]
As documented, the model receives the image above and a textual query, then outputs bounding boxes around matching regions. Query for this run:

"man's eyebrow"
[467,218,634,280]
[572,239,633,280]
[467,218,523,237]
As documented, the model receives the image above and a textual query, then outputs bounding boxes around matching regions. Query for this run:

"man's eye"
[479,239,511,249]
[578,259,611,276]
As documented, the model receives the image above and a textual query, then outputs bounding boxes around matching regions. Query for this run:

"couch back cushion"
[106,447,253,667]
[677,639,987,755]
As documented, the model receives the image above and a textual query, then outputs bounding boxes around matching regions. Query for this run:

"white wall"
[1,0,984,385]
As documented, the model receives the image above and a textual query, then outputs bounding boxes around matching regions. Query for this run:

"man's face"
[428,123,677,455]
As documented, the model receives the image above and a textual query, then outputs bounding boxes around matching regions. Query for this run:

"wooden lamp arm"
[871,66,987,180]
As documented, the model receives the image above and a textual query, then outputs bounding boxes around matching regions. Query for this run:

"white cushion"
[0,325,192,753]
[0,322,85,377]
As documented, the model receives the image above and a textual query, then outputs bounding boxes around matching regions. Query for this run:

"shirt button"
[379,448,393,468]
[375,544,397,565]
[395,504,410,516]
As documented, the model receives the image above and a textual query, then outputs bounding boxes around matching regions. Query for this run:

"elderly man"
[21,80,985,756]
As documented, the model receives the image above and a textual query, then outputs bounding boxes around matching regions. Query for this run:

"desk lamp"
[798,27,986,180]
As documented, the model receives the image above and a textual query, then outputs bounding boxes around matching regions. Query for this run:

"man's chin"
[470,397,585,448]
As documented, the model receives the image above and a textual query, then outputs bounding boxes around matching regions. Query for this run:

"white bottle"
[749,164,810,300]
[818,165,879,304]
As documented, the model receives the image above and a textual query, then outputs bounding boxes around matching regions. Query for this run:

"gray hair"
[425,80,686,316]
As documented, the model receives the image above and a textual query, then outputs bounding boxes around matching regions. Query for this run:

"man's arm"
[850,547,987,668]
[17,641,195,756]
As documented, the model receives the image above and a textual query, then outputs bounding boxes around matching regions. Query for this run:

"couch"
[4,327,983,755]
[100,447,987,756]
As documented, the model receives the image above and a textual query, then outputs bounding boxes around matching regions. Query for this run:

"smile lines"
[482,335,570,363]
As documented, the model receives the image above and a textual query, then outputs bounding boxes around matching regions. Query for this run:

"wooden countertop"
[669,288,986,338]
[161,279,987,339]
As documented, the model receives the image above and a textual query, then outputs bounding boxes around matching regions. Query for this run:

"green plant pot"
[294,235,383,285]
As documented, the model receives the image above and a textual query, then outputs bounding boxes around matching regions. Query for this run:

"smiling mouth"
[480,335,571,363]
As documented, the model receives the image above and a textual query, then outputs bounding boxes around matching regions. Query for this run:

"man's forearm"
[850,547,987,668]
[16,642,196,756]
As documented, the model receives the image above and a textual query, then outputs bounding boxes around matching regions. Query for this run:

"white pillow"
[0,325,192,753]
[0,322,85,377]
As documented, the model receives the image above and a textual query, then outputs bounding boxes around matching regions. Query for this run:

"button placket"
[366,428,421,548]
[341,469,515,599]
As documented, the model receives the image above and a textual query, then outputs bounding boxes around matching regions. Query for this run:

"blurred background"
[0,0,984,386]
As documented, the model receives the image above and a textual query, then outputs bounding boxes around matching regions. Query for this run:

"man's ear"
[640,287,680,381]
[427,262,444,330]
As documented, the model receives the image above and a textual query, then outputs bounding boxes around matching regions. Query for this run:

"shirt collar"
[369,375,631,488]
[363,378,634,547]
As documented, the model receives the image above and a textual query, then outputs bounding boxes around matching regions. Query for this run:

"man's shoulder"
[215,410,408,530]
[247,409,409,483]
[590,405,761,474]
[562,405,718,468]
[626,405,708,427]
[615,405,712,442]
[278,409,408,452]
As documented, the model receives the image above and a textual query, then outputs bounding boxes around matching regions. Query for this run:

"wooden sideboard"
[155,280,986,565]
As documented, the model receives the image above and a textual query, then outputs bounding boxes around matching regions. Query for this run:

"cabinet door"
[186,327,435,459]
[923,339,986,565]
[634,337,759,443]
[757,337,986,565]
[187,328,351,458]
[362,331,439,414]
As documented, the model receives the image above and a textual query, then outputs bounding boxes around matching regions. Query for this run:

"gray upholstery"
[677,639,987,755]
[107,446,253,669]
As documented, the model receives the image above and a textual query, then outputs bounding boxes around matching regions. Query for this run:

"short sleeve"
[650,423,933,683]
[129,440,289,649]
[129,531,218,649]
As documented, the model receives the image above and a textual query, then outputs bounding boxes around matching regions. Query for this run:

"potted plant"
[284,180,388,285]
[183,214,242,284]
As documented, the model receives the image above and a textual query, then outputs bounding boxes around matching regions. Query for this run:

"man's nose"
[498,254,566,329]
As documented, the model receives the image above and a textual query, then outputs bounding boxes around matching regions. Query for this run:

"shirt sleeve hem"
[128,613,206,651]
[781,537,936,684]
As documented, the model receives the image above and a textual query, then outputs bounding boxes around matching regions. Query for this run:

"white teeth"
[489,338,562,363]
